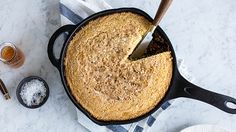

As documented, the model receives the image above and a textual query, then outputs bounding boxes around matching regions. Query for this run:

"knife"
[129,0,173,59]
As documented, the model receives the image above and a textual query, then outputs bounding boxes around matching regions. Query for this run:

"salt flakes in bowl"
[20,79,47,106]
[16,76,49,108]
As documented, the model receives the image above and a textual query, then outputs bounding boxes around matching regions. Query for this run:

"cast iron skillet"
[47,8,236,125]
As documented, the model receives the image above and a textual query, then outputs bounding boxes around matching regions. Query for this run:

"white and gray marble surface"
[0,0,236,132]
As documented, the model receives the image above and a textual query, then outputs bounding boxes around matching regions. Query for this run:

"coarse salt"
[20,79,47,106]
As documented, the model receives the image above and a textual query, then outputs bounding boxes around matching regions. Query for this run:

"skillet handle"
[171,71,236,114]
[47,24,76,69]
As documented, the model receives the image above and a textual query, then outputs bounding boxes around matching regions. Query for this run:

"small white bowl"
[181,124,229,132]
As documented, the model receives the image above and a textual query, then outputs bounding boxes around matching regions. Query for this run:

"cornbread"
[64,12,173,121]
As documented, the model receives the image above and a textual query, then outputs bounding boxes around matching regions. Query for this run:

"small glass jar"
[0,42,25,68]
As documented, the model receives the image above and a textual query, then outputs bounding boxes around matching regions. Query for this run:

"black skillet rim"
[59,8,177,125]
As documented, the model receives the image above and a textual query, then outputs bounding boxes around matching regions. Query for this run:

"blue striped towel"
[59,0,191,132]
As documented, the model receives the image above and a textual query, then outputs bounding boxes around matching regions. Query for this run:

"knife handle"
[153,0,173,26]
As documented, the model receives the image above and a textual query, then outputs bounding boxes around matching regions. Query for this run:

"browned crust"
[64,12,173,121]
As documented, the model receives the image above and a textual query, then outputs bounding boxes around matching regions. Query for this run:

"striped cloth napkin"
[59,0,192,131]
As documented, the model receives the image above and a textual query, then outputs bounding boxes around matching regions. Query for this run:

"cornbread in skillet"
[64,12,173,121]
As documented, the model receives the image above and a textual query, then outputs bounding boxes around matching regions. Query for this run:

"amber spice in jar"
[0,43,25,68]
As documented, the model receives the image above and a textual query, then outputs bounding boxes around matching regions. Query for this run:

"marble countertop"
[0,0,236,131]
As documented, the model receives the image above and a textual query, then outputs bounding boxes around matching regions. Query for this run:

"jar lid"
[0,42,16,62]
